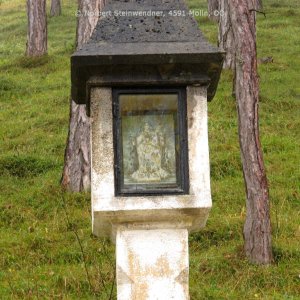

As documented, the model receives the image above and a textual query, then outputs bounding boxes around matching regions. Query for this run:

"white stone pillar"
[90,85,211,300]
[116,226,189,300]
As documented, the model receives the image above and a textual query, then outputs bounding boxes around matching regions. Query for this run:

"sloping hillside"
[0,0,299,298]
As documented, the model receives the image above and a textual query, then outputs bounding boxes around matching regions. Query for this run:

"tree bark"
[26,0,47,56]
[218,0,234,69]
[256,0,263,10]
[50,0,61,17]
[228,0,273,264]
[207,0,219,22]
[61,0,104,192]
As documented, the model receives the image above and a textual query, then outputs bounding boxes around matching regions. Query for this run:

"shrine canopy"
[71,0,224,107]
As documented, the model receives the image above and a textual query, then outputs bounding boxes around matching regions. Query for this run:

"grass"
[0,0,299,299]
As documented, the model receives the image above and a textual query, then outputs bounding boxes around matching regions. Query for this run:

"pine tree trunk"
[256,0,263,10]
[207,0,219,22]
[26,0,47,56]
[50,0,61,17]
[218,0,234,69]
[62,0,104,192]
[229,0,273,264]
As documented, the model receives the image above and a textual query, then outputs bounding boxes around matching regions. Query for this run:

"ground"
[0,0,299,299]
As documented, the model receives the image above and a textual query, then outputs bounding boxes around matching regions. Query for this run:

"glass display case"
[113,88,189,195]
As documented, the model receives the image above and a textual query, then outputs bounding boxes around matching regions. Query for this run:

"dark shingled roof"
[71,0,224,104]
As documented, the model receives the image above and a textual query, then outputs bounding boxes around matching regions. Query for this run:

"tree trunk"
[207,0,219,22]
[26,0,47,56]
[62,0,104,192]
[229,0,273,264]
[50,0,61,17]
[218,0,234,69]
[256,0,263,10]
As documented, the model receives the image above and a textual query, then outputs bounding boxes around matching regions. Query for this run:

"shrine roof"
[71,0,224,104]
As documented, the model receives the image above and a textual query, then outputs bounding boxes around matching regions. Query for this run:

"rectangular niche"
[113,88,189,196]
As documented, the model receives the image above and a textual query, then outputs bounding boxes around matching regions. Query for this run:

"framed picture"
[113,88,189,196]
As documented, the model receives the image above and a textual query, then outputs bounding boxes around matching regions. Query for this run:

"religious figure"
[130,122,170,183]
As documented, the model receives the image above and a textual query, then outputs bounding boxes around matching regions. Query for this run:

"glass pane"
[119,94,179,188]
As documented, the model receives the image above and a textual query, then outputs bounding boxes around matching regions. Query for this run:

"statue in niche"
[131,121,169,182]
[123,116,176,185]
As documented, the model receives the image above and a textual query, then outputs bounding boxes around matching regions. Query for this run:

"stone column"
[90,85,211,300]
[116,226,189,300]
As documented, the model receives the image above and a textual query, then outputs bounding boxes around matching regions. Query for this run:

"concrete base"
[116,226,189,300]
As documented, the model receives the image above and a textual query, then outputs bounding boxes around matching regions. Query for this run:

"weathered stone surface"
[187,86,211,198]
[116,227,189,300]
[90,87,114,206]
[91,85,212,299]
[71,0,224,104]
[91,86,211,239]
[88,0,212,44]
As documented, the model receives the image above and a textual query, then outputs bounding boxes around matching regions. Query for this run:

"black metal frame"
[113,87,189,196]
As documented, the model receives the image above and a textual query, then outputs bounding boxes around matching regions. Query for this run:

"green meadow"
[0,0,299,298]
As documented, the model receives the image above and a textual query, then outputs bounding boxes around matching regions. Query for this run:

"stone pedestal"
[116,226,189,300]
[90,85,212,299]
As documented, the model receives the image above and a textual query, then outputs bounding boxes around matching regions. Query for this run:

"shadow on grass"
[273,246,300,263]
[0,155,56,178]
[211,158,242,180]
[16,55,51,69]
[190,227,241,250]
[0,55,52,72]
